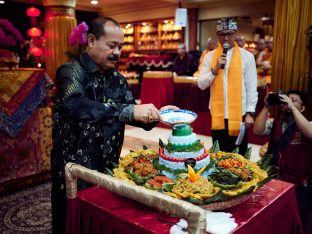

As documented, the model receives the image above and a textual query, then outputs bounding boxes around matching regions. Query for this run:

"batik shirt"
[52,51,151,190]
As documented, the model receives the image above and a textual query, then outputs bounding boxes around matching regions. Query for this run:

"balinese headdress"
[216,18,238,32]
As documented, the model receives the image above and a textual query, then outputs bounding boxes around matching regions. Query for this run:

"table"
[0,107,52,194]
[140,71,174,109]
[0,68,47,137]
[66,179,303,234]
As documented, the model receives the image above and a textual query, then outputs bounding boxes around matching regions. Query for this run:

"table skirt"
[66,180,303,234]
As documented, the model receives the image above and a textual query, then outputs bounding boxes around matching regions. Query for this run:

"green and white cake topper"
[172,124,192,136]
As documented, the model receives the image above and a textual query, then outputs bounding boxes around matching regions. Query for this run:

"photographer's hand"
[278,94,312,141]
[279,94,295,111]
[253,93,272,136]
[264,92,272,108]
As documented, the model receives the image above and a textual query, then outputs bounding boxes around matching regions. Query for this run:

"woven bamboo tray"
[201,194,252,210]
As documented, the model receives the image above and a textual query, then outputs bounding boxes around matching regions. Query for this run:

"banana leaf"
[104,168,114,176]
[144,183,154,190]
[203,189,224,204]
[209,140,220,153]
[185,197,205,205]
[244,147,252,159]
[159,138,165,149]
[210,180,243,190]
[222,185,256,200]
[232,147,239,154]
[257,175,275,188]
[257,154,273,170]
[162,183,175,192]
[126,168,157,185]
[266,166,278,177]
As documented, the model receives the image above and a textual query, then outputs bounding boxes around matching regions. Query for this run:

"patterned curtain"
[44,7,77,80]
[271,0,312,93]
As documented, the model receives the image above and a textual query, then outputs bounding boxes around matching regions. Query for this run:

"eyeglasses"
[217,31,235,37]
[290,98,302,105]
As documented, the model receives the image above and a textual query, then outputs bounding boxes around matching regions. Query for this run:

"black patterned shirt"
[51,51,152,190]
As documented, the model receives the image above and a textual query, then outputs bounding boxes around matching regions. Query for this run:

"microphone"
[221,42,230,69]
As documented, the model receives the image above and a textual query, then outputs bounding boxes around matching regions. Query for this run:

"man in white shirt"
[198,18,258,154]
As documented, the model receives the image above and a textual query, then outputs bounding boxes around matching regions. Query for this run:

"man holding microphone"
[198,18,258,154]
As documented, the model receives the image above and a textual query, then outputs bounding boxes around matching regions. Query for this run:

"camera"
[267,91,286,106]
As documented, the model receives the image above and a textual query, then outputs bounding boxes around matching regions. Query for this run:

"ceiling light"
[0,1,5,4]
[91,0,98,5]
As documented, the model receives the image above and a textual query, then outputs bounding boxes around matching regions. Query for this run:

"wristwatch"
[246,112,256,117]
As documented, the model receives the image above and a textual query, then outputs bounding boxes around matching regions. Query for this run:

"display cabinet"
[120,19,183,52]
[136,22,159,50]
[121,23,135,51]
[159,20,182,50]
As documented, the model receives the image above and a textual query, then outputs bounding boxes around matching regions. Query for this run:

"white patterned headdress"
[216,18,238,32]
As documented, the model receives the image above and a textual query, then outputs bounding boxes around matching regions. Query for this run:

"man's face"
[257,39,266,51]
[177,47,186,56]
[87,21,124,71]
[217,30,236,49]
[236,36,245,48]
[207,40,217,51]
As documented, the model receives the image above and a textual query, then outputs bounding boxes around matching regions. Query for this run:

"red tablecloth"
[140,71,174,109]
[66,179,303,234]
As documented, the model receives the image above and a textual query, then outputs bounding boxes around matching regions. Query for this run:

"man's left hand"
[159,105,180,112]
[245,114,254,128]
[159,105,180,122]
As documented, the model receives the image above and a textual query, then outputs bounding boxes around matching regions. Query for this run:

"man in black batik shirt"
[51,16,178,234]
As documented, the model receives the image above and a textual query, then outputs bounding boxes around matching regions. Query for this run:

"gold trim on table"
[127,79,139,85]
[174,76,198,84]
[143,71,173,79]
[257,77,267,87]
[65,162,207,234]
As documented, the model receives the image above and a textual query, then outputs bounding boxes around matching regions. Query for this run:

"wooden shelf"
[120,19,183,52]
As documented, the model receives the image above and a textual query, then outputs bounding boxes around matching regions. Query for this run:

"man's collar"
[80,51,101,74]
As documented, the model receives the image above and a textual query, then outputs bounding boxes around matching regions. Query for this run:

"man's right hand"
[212,54,226,74]
[134,104,161,124]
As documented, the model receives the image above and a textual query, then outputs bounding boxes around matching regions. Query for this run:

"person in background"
[236,35,246,48]
[51,16,178,234]
[194,37,217,76]
[172,43,196,76]
[255,38,268,66]
[253,90,312,229]
[198,18,258,155]
[256,36,273,91]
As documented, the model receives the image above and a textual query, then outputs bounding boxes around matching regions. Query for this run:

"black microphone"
[221,42,230,69]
